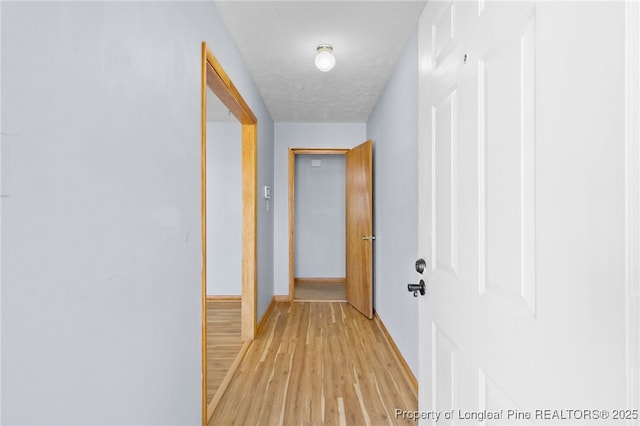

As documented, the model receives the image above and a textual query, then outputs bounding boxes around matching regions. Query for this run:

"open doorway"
[200,42,257,425]
[288,142,374,318]
[293,153,347,301]
[204,83,243,408]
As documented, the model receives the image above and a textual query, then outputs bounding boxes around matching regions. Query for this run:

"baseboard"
[206,295,241,301]
[373,312,418,398]
[206,339,251,422]
[294,277,345,284]
[273,295,291,303]
[256,296,277,337]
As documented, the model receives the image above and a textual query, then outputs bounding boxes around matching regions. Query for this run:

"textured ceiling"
[214,1,427,122]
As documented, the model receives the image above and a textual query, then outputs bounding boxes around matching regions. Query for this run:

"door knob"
[415,258,426,274]
[362,235,376,241]
[408,279,426,297]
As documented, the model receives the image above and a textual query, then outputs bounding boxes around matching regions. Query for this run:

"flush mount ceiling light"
[315,44,335,72]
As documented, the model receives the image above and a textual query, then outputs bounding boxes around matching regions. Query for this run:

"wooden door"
[345,140,373,319]
[417,0,639,420]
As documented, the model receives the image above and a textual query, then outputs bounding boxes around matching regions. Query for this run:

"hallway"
[210,302,417,425]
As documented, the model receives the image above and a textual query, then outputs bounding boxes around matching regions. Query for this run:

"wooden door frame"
[201,42,257,425]
[288,148,349,301]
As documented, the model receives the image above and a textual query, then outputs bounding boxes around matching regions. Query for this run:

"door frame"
[201,42,257,425]
[288,148,349,301]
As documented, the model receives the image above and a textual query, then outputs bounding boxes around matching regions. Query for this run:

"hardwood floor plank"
[295,281,346,301]
[206,300,243,403]
[209,301,417,426]
[337,397,347,426]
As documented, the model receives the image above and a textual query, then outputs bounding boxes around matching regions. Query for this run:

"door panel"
[433,87,458,276]
[480,10,536,314]
[346,140,373,319]
[418,1,637,422]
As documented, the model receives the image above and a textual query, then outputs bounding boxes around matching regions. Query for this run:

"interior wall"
[294,154,346,279]
[0,1,4,418]
[257,117,275,320]
[207,122,242,296]
[1,2,274,424]
[366,28,419,376]
[273,123,366,296]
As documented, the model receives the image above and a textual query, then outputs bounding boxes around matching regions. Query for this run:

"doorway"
[200,42,257,425]
[288,142,374,318]
[293,153,347,301]
[204,83,243,411]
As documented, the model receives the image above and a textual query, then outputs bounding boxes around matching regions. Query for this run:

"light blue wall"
[257,113,275,319]
[294,155,346,278]
[1,2,274,424]
[207,122,242,296]
[366,28,419,376]
[273,123,366,296]
[206,6,275,321]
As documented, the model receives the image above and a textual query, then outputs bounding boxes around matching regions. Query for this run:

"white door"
[417,1,640,424]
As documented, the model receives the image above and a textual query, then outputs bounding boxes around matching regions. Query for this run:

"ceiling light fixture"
[315,44,335,72]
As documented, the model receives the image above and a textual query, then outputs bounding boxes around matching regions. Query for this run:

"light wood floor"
[206,300,243,404]
[210,301,417,425]
[295,281,347,301]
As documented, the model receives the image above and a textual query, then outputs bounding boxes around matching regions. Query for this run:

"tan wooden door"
[345,140,373,319]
